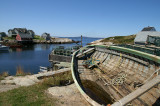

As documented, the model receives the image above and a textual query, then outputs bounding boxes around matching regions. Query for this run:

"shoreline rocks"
[87,39,113,46]
[0,37,79,47]
[33,37,79,44]
[0,68,70,87]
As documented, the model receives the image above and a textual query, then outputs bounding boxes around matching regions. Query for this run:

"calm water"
[0,37,102,75]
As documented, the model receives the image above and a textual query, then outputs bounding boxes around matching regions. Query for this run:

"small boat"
[0,44,9,51]
[71,44,160,106]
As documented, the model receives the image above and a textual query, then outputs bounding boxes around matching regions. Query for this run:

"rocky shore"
[0,68,71,87]
[0,37,79,47]
[33,37,79,44]
[87,38,113,46]
[0,68,89,105]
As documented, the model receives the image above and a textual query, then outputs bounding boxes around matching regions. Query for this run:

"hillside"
[88,34,136,45]
[101,34,136,44]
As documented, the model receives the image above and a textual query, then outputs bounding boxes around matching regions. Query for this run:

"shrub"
[42,71,73,87]
[0,71,9,80]
[16,66,31,76]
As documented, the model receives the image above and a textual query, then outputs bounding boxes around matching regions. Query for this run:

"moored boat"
[0,44,9,51]
[71,44,160,106]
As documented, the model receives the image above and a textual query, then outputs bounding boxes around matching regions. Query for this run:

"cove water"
[0,37,102,75]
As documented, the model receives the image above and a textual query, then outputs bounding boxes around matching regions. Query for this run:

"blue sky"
[0,0,160,38]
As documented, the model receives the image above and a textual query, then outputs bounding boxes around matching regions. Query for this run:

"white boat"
[0,44,9,51]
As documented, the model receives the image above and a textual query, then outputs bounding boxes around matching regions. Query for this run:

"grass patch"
[42,71,73,87]
[101,35,136,44]
[2,37,15,40]
[0,71,73,106]
[0,72,9,80]
[33,35,45,41]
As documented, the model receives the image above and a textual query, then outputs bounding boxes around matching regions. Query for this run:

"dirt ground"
[47,83,90,106]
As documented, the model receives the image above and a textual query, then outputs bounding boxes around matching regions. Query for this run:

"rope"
[115,53,123,68]
[102,73,127,86]
[143,68,160,84]
[112,73,127,85]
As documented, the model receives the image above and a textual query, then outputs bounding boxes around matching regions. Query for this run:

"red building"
[8,28,34,43]
[16,33,33,42]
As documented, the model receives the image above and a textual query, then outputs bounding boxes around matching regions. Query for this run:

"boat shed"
[134,26,160,45]
[16,33,33,42]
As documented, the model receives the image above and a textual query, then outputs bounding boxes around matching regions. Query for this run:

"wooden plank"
[35,68,71,78]
[139,91,157,105]
[76,48,95,57]
[112,75,160,106]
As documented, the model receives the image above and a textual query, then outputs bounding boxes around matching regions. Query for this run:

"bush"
[42,71,73,87]
[16,66,31,76]
[0,71,9,80]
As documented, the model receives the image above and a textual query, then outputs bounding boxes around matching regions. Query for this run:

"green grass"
[33,35,45,41]
[0,72,9,81]
[0,71,73,106]
[2,37,15,40]
[101,34,136,44]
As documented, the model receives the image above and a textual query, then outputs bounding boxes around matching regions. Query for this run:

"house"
[8,28,35,38]
[134,26,160,45]
[8,28,35,42]
[28,30,35,37]
[16,33,33,42]
[41,33,51,40]
[0,32,7,40]
[8,29,17,37]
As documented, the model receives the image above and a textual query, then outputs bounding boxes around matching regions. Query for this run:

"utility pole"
[81,35,82,47]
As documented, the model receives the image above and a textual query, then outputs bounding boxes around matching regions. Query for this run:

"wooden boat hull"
[71,45,160,106]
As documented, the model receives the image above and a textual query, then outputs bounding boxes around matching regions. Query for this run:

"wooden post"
[81,35,82,47]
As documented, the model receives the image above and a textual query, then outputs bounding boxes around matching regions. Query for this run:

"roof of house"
[0,32,7,37]
[19,33,33,38]
[42,33,50,35]
[141,26,156,31]
[42,33,50,37]
[28,30,34,34]
[8,29,17,34]
[14,28,28,33]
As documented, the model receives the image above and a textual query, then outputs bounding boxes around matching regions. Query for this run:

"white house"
[134,26,160,45]
[41,33,51,40]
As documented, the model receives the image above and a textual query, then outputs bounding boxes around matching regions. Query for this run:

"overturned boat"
[71,44,160,106]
